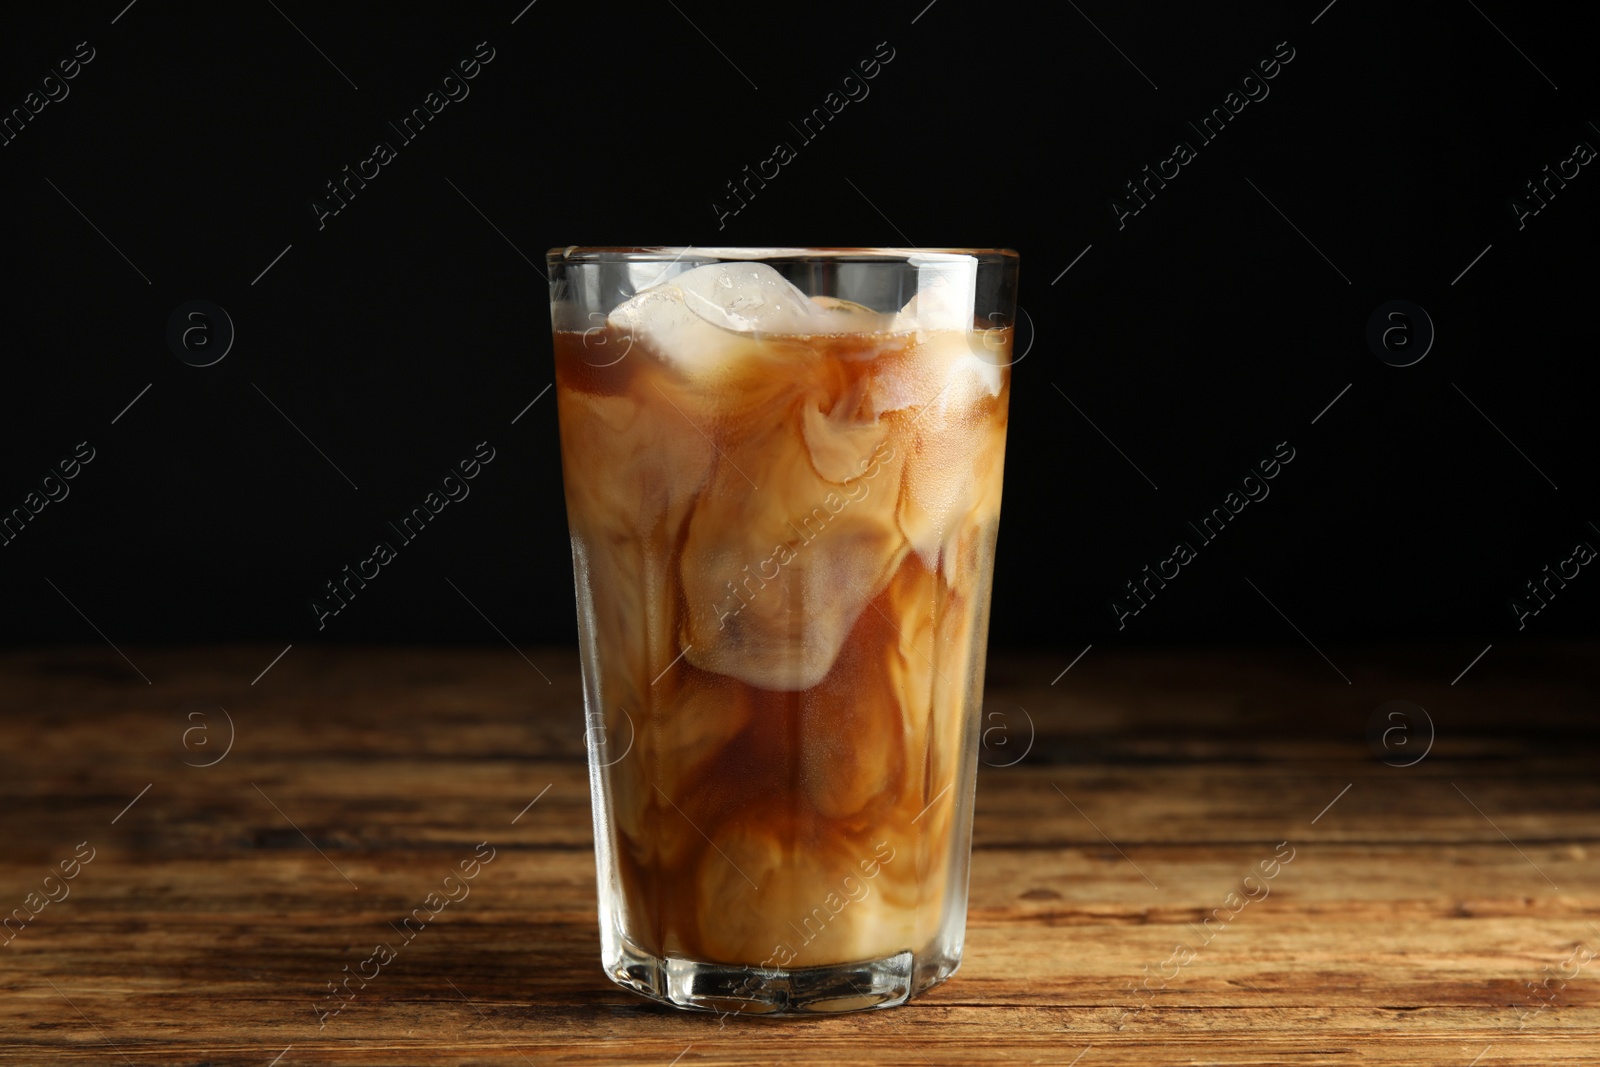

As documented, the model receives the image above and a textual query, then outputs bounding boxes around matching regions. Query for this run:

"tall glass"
[548,247,1018,1014]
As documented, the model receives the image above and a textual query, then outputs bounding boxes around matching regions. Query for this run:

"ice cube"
[807,295,897,337]
[608,262,820,374]
[891,256,978,333]
[895,384,1007,567]
[873,326,1006,567]
[676,262,819,332]
[678,374,910,692]
[870,329,1003,421]
[873,261,999,418]
[694,818,923,965]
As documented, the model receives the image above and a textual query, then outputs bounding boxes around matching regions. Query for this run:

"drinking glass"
[548,247,1018,1014]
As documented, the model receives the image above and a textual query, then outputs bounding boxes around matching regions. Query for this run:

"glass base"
[605,939,960,1015]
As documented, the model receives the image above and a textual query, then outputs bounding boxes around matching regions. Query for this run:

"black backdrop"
[1,1,1595,659]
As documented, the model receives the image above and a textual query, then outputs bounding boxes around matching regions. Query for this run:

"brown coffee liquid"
[555,322,1008,969]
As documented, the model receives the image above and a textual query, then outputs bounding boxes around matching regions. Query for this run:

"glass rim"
[546,246,1018,264]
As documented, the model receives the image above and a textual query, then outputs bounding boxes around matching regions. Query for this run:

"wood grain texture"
[0,642,1596,1065]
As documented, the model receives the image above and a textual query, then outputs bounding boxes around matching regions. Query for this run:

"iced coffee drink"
[548,248,1016,1014]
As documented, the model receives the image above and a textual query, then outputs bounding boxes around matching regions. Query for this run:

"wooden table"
[1,642,1595,1065]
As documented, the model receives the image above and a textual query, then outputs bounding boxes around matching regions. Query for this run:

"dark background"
[1,0,1595,662]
